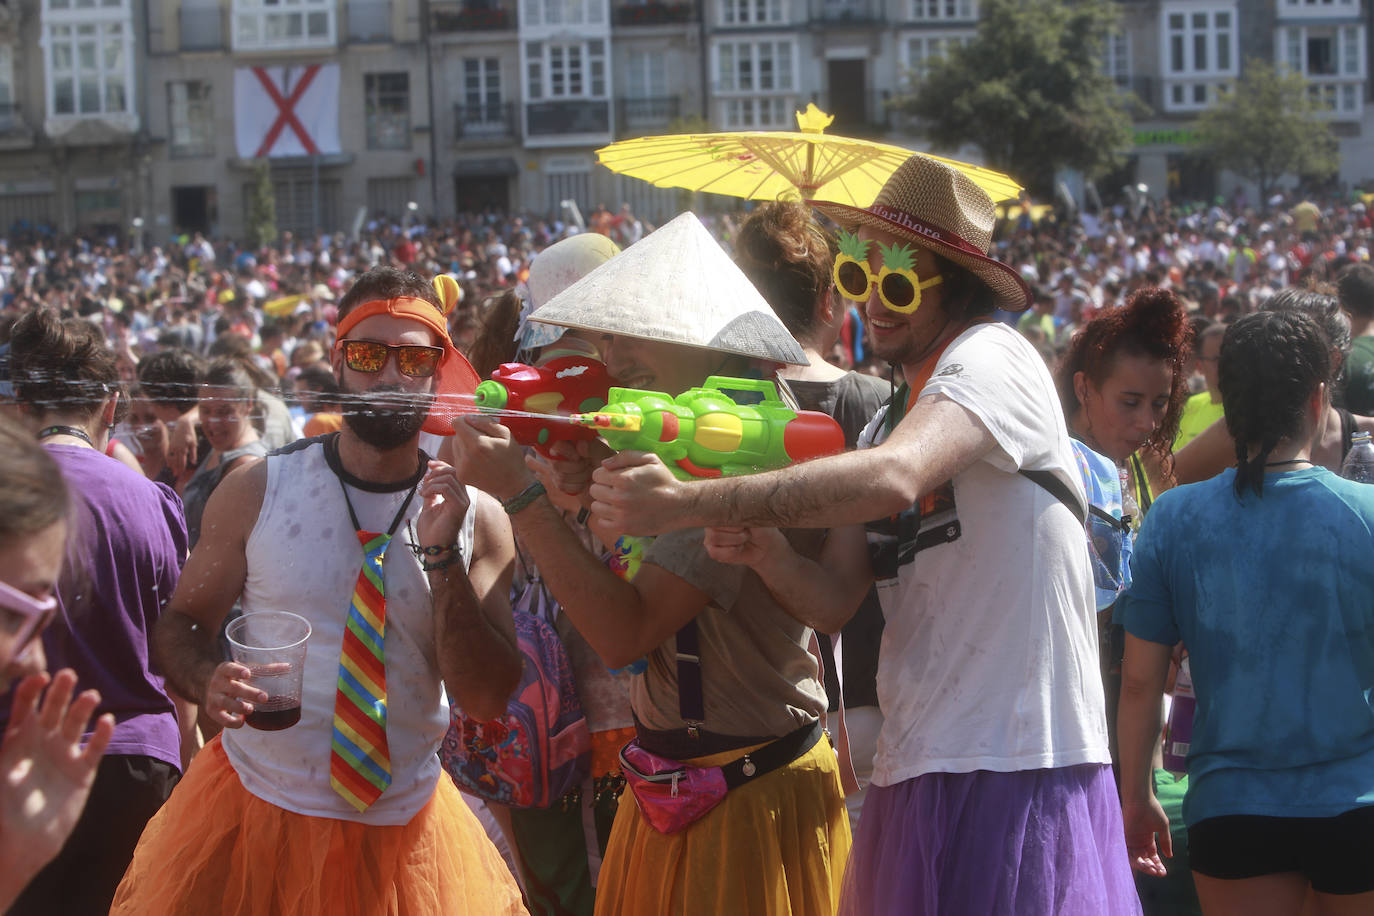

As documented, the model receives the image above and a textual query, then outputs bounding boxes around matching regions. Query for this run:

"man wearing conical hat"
[588,156,1143,915]
[447,213,852,916]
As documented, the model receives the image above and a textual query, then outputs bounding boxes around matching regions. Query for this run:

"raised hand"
[416,459,474,553]
[0,669,115,910]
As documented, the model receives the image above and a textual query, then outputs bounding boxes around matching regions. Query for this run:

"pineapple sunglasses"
[832,229,943,314]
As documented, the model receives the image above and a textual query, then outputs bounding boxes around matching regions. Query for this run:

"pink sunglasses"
[0,579,58,666]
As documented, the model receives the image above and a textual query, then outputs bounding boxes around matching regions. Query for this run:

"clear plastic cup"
[225,611,311,731]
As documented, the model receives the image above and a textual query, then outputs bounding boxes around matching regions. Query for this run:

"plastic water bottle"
[1341,431,1374,483]
[1162,657,1195,774]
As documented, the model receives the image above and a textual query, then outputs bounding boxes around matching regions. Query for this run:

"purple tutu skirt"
[840,764,1141,916]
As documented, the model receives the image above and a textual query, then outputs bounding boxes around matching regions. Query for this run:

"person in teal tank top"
[1118,310,1374,915]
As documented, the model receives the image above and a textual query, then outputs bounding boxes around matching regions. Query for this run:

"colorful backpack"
[440,575,591,808]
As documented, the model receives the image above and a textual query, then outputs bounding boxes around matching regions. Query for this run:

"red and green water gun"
[570,377,845,479]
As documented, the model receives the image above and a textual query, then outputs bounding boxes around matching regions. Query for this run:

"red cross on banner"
[234,63,341,159]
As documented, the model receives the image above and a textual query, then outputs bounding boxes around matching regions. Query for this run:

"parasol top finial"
[795,103,834,135]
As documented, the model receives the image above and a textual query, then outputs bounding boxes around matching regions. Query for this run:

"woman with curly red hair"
[1054,287,1197,913]
[1055,287,1194,510]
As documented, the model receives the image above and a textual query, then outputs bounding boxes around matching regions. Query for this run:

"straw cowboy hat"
[529,212,807,365]
[810,154,1032,312]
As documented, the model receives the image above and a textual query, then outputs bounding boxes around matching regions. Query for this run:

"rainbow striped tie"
[330,529,392,812]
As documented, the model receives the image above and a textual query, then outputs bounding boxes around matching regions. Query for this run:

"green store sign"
[1134,128,1201,147]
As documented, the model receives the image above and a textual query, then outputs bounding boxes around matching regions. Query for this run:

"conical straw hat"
[529,212,807,365]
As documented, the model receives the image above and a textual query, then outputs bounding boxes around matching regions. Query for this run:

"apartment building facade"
[0,0,150,237]
[0,0,1368,242]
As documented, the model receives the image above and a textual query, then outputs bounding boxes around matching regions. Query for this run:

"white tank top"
[223,436,476,825]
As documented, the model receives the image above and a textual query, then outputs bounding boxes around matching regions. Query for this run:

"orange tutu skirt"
[111,737,526,916]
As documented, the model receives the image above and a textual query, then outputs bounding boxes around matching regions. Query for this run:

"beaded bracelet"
[502,481,547,516]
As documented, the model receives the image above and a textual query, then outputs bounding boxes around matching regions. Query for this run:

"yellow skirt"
[594,733,851,916]
[110,737,526,916]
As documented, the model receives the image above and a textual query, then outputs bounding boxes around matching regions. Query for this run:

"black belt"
[722,721,824,789]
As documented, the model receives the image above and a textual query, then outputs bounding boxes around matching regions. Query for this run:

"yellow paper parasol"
[597,105,1023,207]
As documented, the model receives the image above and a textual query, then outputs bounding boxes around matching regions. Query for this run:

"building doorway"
[171,185,215,236]
[827,60,867,134]
[454,175,509,215]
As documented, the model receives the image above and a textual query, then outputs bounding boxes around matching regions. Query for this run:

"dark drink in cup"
[247,698,303,731]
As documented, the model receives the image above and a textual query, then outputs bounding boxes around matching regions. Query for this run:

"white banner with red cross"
[234,63,341,158]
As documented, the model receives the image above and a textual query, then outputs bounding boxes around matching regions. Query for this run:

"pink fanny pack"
[618,721,823,834]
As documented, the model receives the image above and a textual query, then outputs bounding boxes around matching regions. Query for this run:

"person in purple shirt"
[3,307,190,916]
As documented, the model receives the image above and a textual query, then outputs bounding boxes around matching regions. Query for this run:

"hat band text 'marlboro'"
[868,204,990,259]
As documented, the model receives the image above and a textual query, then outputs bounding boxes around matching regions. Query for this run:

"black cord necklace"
[1264,458,1312,467]
[37,425,95,448]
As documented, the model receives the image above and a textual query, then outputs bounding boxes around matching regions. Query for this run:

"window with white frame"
[233,0,335,52]
[169,81,214,157]
[1278,24,1365,115]
[721,0,784,25]
[43,0,136,119]
[722,96,790,128]
[902,32,971,82]
[911,0,976,21]
[624,50,667,99]
[364,72,410,150]
[1103,30,1129,87]
[525,40,607,101]
[715,38,795,92]
[522,0,606,28]
[1161,3,1237,111]
[462,58,502,124]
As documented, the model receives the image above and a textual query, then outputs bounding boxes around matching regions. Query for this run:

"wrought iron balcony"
[455,102,519,141]
[433,1,517,31]
[808,0,883,24]
[617,96,680,133]
[612,1,696,25]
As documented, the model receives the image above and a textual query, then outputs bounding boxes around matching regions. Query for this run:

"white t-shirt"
[859,323,1109,787]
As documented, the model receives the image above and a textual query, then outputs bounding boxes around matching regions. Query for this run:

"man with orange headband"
[111,268,526,915]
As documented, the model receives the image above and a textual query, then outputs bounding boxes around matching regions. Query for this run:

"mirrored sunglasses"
[833,256,943,314]
[341,339,444,378]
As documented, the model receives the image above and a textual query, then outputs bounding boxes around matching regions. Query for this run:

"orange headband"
[335,296,453,348]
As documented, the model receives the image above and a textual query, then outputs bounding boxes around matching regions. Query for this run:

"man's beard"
[340,383,433,450]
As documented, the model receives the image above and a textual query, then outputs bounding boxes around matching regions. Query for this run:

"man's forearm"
[750,539,872,633]
[684,448,914,530]
[432,568,521,722]
[153,611,222,705]
[511,497,654,669]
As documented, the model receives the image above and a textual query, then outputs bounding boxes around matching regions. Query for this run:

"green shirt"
[1174,391,1224,451]
[1344,336,1374,416]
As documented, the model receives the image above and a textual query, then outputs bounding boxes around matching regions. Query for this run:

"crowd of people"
[0,164,1371,916]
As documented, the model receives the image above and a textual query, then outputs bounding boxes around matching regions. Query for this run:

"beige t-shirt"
[631,528,827,739]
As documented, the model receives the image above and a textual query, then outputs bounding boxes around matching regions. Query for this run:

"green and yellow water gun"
[570,377,845,480]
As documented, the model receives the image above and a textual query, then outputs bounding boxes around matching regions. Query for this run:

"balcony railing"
[808,0,883,24]
[526,99,611,137]
[347,0,392,41]
[612,1,696,25]
[180,5,225,51]
[433,2,517,31]
[617,96,680,132]
[455,102,519,141]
